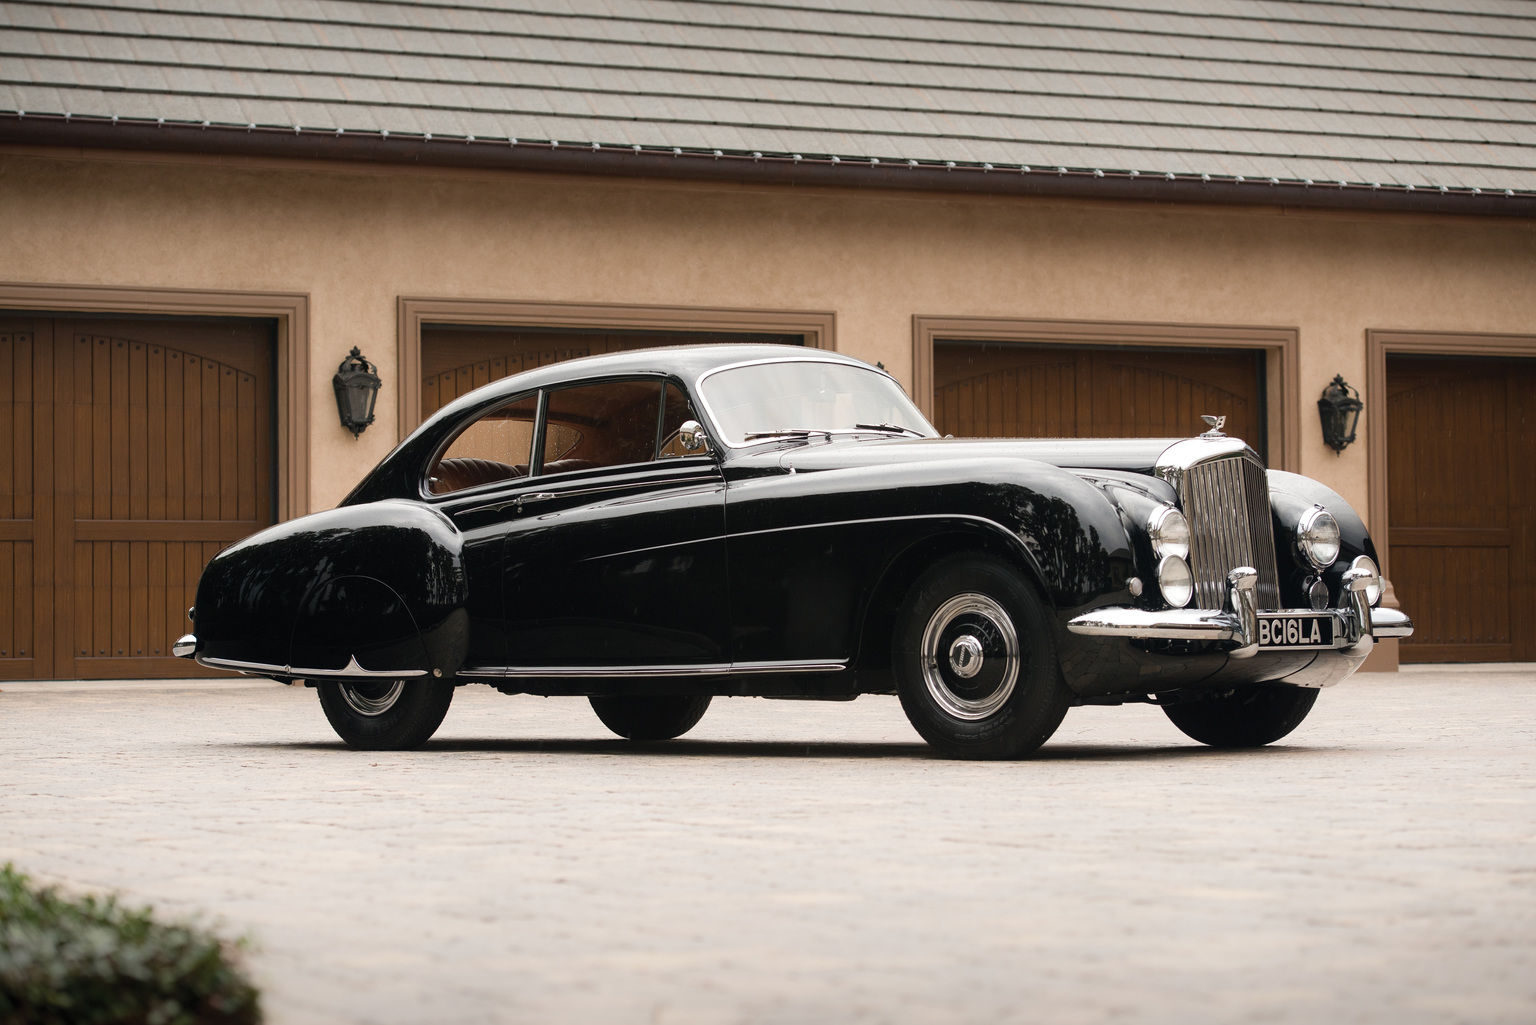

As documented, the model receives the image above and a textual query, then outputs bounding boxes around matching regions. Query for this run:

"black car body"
[177,344,1411,756]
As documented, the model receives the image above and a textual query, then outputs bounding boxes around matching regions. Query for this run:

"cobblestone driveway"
[2,666,1533,1024]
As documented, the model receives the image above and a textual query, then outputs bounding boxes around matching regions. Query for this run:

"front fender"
[192,500,469,676]
[1267,471,1378,607]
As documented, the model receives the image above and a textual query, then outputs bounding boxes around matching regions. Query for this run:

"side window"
[658,382,705,457]
[541,380,663,475]
[427,393,537,495]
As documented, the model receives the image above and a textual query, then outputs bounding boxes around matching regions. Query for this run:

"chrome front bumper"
[1067,565,1413,656]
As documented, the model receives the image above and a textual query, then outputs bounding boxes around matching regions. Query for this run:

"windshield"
[699,360,937,446]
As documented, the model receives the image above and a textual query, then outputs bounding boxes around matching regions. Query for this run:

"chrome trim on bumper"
[172,634,198,659]
[1068,604,1414,648]
[460,659,846,679]
[1368,607,1414,638]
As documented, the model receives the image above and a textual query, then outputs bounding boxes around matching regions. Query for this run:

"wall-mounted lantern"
[332,347,382,437]
[1318,374,1363,453]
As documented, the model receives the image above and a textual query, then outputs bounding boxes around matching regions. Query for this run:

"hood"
[768,436,1182,476]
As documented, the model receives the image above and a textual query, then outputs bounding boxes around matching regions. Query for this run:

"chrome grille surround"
[1155,439,1281,612]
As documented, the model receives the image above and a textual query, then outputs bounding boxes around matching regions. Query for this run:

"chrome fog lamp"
[1296,506,1341,570]
[333,347,382,437]
[1350,554,1382,607]
[1158,555,1194,608]
[1148,505,1190,561]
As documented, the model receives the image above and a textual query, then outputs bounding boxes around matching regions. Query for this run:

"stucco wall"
[2,147,1532,518]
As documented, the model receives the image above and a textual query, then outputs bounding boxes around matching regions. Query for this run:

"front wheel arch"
[855,528,1055,677]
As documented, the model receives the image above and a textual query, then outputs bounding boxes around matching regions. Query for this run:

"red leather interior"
[430,458,523,494]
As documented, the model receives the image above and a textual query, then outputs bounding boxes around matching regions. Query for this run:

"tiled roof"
[3,0,1534,192]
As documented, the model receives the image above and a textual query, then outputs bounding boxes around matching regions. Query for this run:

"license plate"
[1257,613,1335,649]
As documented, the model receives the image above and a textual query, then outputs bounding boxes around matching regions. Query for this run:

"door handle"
[515,492,557,513]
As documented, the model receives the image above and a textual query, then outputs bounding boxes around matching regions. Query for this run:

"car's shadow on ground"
[229,737,1329,761]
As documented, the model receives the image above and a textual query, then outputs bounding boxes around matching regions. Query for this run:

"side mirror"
[677,420,710,452]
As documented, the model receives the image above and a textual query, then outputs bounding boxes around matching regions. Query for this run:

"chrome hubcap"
[948,635,985,678]
[921,593,1019,721]
[339,680,404,717]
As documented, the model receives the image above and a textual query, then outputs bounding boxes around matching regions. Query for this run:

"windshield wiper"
[854,422,926,437]
[742,428,832,441]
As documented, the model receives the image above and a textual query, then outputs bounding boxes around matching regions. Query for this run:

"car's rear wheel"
[316,679,455,750]
[1162,684,1318,747]
[589,694,712,741]
[893,556,1070,760]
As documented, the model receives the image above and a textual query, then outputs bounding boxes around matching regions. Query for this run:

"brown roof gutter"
[4,112,1533,219]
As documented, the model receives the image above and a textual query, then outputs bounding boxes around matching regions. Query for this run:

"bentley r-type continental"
[177,345,1412,758]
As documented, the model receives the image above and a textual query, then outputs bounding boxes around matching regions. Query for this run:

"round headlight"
[1350,554,1382,607]
[1148,505,1190,561]
[1158,555,1194,608]
[1296,506,1341,570]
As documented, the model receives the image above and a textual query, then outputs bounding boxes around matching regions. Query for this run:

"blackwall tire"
[1162,684,1319,748]
[893,556,1069,760]
[589,694,712,741]
[316,679,455,751]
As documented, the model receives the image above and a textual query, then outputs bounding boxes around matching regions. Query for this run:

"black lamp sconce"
[1318,374,1363,453]
[333,347,382,437]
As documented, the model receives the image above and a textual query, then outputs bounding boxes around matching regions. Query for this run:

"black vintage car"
[176,344,1411,758]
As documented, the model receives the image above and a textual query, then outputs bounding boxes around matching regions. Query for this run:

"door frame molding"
[0,282,310,519]
[397,297,836,438]
[1366,329,1536,581]
[912,316,1299,471]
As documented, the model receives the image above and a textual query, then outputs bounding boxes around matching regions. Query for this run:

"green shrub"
[0,864,260,1025]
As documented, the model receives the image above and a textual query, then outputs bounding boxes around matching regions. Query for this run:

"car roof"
[348,343,892,506]
[424,342,881,424]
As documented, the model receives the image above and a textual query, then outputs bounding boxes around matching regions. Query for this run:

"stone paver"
[2,667,1533,1024]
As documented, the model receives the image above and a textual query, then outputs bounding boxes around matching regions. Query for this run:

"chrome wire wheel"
[919,592,1020,721]
[339,680,405,717]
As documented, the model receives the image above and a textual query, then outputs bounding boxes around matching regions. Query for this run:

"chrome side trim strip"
[198,654,428,678]
[459,659,847,679]
[294,655,429,678]
[198,654,287,673]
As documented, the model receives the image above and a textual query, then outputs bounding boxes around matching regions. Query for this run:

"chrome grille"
[1178,455,1281,611]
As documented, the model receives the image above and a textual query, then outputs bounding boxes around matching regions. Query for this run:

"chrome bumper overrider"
[173,633,198,658]
[1067,565,1414,654]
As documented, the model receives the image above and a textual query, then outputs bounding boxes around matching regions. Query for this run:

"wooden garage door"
[0,316,273,680]
[421,326,805,419]
[933,342,1267,460]
[1387,356,1535,663]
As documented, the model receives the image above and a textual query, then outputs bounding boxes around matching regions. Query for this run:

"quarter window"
[428,393,538,494]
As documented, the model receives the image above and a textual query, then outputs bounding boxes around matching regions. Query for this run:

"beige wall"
[2,146,1533,519]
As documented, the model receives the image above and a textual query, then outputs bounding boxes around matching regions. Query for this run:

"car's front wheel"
[1162,684,1318,747]
[316,679,455,750]
[893,556,1070,760]
[589,694,712,741]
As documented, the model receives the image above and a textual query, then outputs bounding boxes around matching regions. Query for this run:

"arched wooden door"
[0,316,273,679]
[933,342,1267,460]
